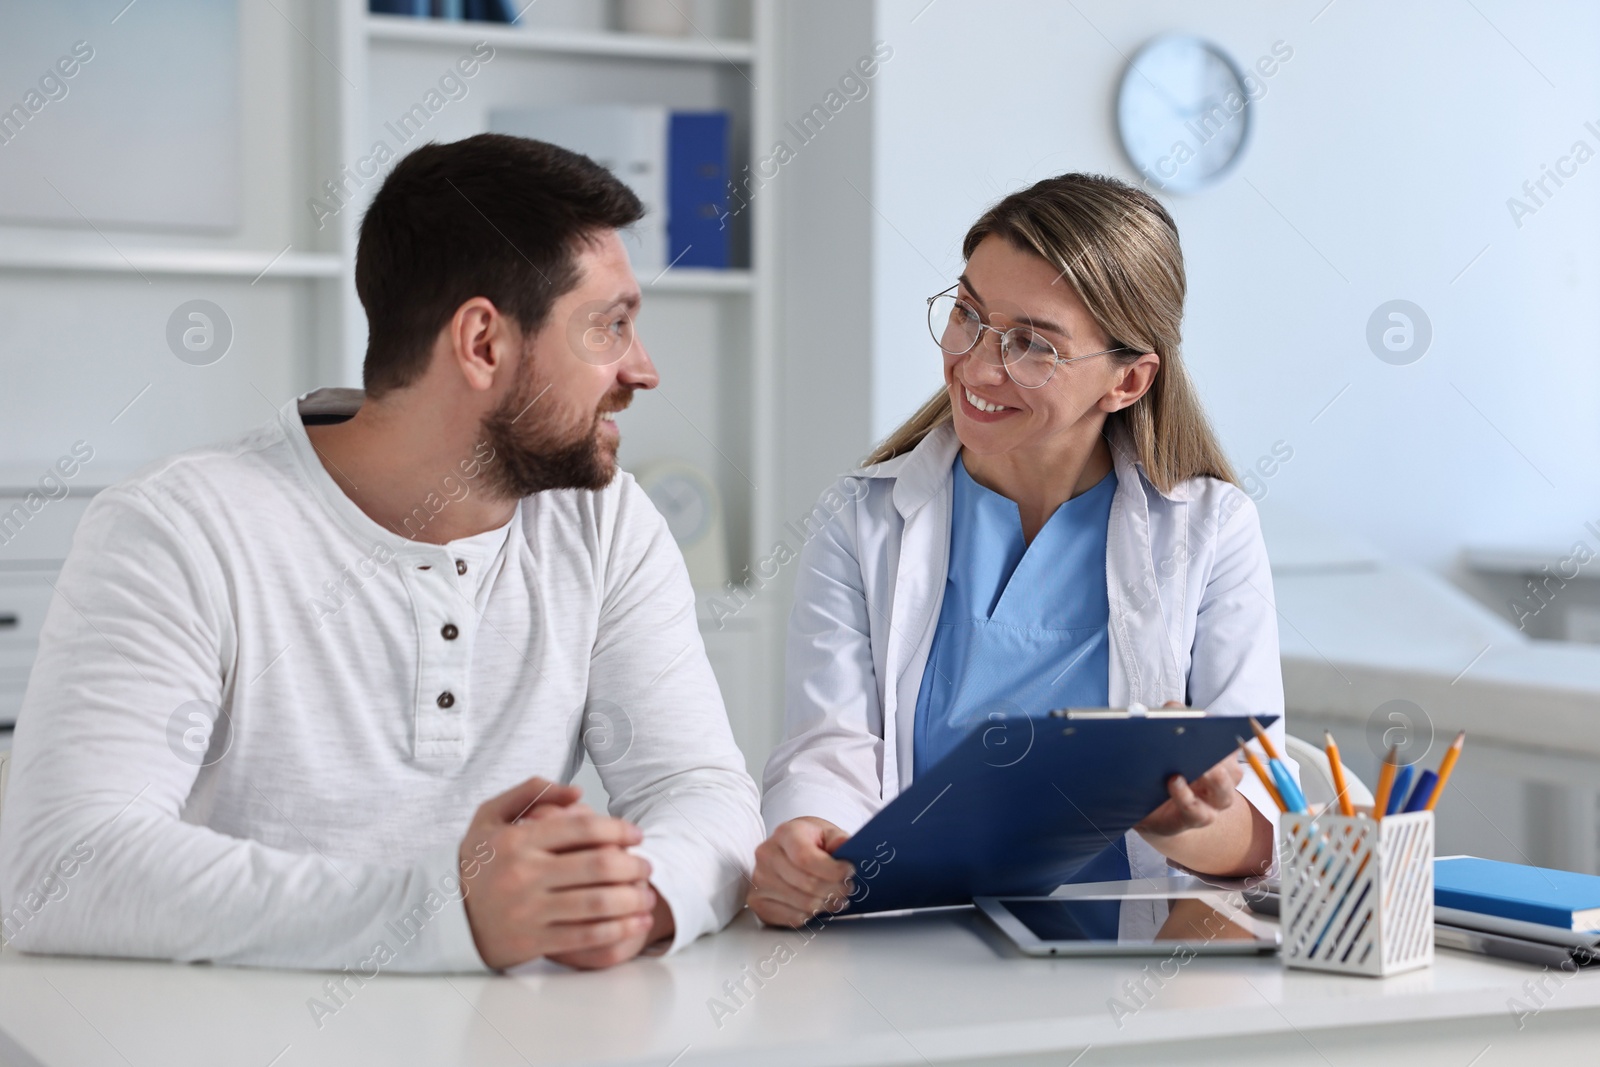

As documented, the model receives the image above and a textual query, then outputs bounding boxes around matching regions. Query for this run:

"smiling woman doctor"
[748,173,1296,928]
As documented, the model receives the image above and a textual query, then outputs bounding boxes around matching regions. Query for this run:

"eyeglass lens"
[927,294,1058,387]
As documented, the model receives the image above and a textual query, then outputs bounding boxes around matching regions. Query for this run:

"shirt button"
[441,623,459,641]
[437,691,455,709]
[456,559,468,576]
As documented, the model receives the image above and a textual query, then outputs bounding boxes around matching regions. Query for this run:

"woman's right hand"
[747,817,855,927]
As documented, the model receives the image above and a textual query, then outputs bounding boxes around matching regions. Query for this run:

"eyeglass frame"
[925,283,1136,389]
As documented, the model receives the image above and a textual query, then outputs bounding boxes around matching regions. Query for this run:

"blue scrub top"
[913,455,1116,777]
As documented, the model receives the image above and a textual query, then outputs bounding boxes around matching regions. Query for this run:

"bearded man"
[0,134,763,973]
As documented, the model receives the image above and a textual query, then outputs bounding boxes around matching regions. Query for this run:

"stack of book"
[369,1,516,22]
[489,106,732,275]
[1433,856,1600,967]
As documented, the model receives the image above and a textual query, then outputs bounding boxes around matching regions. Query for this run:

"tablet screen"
[985,894,1278,954]
[1003,899,1125,942]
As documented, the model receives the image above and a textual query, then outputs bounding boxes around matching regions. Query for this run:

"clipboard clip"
[1049,704,1206,719]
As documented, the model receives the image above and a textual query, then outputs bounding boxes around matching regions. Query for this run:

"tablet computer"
[975,892,1280,957]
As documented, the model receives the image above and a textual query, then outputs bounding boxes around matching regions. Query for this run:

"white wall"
[773,0,877,523]
[866,0,1600,571]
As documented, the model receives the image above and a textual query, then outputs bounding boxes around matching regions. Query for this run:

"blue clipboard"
[831,709,1277,914]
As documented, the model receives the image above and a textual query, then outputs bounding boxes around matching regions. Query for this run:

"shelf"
[366,14,754,64]
[641,268,753,294]
[0,245,343,279]
[1462,545,1582,576]
[0,463,137,493]
[0,244,746,289]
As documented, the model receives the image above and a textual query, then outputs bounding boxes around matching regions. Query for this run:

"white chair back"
[1284,732,1374,812]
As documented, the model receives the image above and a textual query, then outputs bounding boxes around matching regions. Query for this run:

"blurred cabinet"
[0,473,119,728]
[1460,545,1600,644]
[0,572,53,729]
[0,1,794,773]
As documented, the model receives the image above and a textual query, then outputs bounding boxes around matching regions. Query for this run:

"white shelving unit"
[0,243,343,279]
[641,267,756,293]
[0,0,788,771]
[366,11,757,63]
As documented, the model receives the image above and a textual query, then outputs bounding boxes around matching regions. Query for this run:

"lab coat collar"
[859,423,960,519]
[859,415,1190,517]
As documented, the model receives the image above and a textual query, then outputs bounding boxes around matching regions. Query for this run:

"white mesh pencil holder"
[1278,809,1434,976]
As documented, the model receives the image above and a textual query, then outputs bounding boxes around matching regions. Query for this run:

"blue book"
[1435,857,1600,932]
[667,112,730,269]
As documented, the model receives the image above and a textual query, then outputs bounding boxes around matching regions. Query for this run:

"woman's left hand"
[1133,754,1244,839]
[1131,704,1273,877]
[1135,699,1241,838]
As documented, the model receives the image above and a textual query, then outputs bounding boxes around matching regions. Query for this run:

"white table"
[0,908,1595,1067]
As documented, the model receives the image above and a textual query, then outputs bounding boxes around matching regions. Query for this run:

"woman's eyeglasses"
[925,284,1133,389]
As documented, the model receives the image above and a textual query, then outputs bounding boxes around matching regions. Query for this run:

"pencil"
[1324,730,1355,817]
[1426,730,1467,811]
[1372,743,1399,822]
[1248,716,1282,761]
[1237,738,1286,812]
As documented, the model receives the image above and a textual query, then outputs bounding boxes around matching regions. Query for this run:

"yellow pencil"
[1324,730,1355,817]
[1372,743,1399,822]
[1426,730,1467,811]
[1237,738,1286,812]
[1249,716,1282,762]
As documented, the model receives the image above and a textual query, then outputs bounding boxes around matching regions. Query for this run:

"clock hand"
[1179,96,1228,121]
[1126,61,1192,119]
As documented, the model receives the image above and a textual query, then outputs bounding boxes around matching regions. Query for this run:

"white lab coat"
[762,420,1293,881]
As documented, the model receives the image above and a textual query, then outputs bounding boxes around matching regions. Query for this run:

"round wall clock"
[1116,34,1251,194]
[634,460,729,590]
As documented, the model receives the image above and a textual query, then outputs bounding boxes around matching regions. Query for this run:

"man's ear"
[1099,352,1160,413]
[448,297,514,393]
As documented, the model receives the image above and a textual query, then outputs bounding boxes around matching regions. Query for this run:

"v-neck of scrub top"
[912,455,1117,779]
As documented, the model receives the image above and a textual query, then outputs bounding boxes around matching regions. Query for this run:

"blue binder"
[369,0,430,14]
[832,710,1277,914]
[667,112,730,269]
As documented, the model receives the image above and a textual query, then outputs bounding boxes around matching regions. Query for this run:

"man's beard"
[478,369,630,498]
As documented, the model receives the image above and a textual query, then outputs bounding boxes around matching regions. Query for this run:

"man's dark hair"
[355,133,643,398]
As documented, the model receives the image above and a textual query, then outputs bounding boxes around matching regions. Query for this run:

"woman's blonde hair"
[864,173,1236,493]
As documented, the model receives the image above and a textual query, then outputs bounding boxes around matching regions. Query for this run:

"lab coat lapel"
[1105,428,1185,706]
[1104,427,1190,883]
[879,425,959,801]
